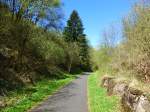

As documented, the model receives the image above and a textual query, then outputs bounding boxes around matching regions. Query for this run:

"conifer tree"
[63,10,84,42]
[63,10,91,71]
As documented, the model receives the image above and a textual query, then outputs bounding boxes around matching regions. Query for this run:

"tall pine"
[63,10,91,71]
[63,10,84,42]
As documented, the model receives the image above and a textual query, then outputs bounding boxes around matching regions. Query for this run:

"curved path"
[29,74,89,112]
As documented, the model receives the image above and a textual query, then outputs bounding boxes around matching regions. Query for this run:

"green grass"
[88,71,119,112]
[1,76,74,112]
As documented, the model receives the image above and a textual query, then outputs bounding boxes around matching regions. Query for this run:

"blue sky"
[61,0,136,47]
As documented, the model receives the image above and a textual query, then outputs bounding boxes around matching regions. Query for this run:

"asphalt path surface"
[29,74,89,112]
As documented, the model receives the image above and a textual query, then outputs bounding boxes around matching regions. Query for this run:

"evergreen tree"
[78,35,90,70]
[63,10,91,71]
[63,10,84,42]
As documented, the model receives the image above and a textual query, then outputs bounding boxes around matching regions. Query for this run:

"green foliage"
[64,42,81,73]
[78,35,91,70]
[1,0,62,30]
[90,46,113,71]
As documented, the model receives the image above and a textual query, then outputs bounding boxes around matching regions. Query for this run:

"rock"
[135,95,150,112]
[0,95,6,108]
[101,76,128,96]
[0,47,18,58]
[101,76,116,95]
[0,100,6,108]
[113,82,128,96]
[101,76,114,87]
[121,87,150,112]
[129,88,143,96]
[101,76,150,112]
[122,88,136,112]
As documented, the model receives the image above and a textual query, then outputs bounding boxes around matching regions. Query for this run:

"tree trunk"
[68,59,72,73]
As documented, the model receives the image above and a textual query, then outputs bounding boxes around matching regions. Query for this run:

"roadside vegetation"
[0,0,90,111]
[1,76,74,112]
[88,70,119,112]
[89,0,150,111]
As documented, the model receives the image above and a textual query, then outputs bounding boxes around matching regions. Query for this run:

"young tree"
[65,42,80,73]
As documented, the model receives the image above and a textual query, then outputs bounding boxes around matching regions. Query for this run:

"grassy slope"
[1,75,74,112]
[88,71,119,112]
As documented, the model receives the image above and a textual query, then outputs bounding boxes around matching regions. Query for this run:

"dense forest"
[0,0,90,96]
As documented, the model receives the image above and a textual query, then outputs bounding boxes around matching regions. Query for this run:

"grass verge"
[1,75,74,112]
[88,71,119,112]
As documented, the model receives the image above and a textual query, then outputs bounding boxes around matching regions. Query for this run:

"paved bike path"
[29,74,88,112]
